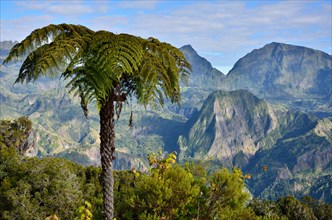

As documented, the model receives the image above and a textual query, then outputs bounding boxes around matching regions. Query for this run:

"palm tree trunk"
[100,95,116,220]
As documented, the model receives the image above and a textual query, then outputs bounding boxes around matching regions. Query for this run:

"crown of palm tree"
[4,24,191,117]
[3,23,191,220]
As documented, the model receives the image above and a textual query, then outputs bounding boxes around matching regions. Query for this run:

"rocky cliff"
[220,42,332,115]
[178,90,276,167]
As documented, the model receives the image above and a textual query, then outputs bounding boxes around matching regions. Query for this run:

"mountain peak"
[180,44,196,53]
[179,89,274,167]
[262,42,331,55]
[180,44,200,59]
[268,41,287,46]
[179,45,224,88]
[223,42,332,114]
[0,41,18,57]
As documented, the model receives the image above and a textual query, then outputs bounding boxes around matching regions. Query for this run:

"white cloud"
[1,0,331,68]
[16,1,105,16]
[1,15,54,41]
[119,0,331,67]
[116,0,159,9]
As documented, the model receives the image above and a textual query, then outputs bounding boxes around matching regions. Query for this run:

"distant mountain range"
[1,40,331,202]
[220,42,332,116]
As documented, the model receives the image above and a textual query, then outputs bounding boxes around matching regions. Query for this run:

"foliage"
[197,167,250,219]
[1,145,332,220]
[113,152,252,220]
[277,196,317,220]
[115,152,200,219]
[0,116,32,153]
[135,165,200,219]
[3,24,191,116]
[83,166,103,219]
[301,196,332,220]
[45,214,60,220]
[148,150,177,173]
[249,199,284,219]
[249,196,332,220]
[4,23,191,219]
[75,201,93,220]
[2,36,332,211]
[0,147,85,219]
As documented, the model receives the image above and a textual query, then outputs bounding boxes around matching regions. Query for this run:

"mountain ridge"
[178,89,332,202]
[179,44,225,88]
[178,90,275,166]
[220,42,332,115]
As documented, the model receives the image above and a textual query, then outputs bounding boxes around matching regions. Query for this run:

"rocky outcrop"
[178,90,276,167]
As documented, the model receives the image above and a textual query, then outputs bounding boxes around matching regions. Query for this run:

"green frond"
[6,24,94,85]
[3,24,94,64]
[79,85,89,118]
[14,44,49,84]
[132,37,191,107]
[90,32,143,79]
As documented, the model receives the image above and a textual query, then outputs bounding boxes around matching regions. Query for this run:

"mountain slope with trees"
[178,89,332,202]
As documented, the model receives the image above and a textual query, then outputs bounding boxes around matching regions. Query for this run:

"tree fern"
[3,23,191,220]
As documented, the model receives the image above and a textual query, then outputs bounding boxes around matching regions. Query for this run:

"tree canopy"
[4,24,191,116]
[3,23,191,220]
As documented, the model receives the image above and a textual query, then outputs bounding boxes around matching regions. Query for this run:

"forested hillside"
[1,127,331,219]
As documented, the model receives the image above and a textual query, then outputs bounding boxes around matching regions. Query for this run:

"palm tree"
[3,24,191,220]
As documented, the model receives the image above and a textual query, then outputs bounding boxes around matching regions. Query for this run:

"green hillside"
[178,89,332,202]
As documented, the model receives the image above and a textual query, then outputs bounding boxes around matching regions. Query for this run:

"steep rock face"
[0,41,17,58]
[169,45,225,118]
[178,90,276,167]
[113,152,148,172]
[221,42,332,114]
[314,118,332,142]
[244,116,332,202]
[179,89,332,201]
[180,45,224,88]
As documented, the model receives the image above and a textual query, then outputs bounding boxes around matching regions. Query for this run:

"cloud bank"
[1,0,331,73]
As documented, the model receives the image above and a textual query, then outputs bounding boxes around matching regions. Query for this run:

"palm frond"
[4,24,93,64]
[5,24,191,115]
[133,37,191,107]
[90,32,143,79]
[6,24,94,85]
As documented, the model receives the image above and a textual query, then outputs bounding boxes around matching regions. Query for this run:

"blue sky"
[1,0,331,74]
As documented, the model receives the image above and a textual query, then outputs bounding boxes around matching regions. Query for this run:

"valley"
[1,40,331,202]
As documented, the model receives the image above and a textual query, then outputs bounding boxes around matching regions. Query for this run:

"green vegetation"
[177,90,332,203]
[4,23,191,219]
[249,196,332,220]
[0,147,85,219]
[0,116,32,153]
[1,140,331,220]
[0,114,325,220]
[1,40,331,218]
